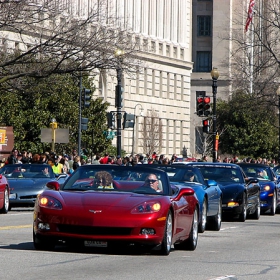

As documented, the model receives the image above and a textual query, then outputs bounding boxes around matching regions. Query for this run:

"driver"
[142,174,162,192]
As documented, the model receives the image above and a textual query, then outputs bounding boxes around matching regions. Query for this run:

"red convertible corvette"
[0,173,9,214]
[33,165,199,255]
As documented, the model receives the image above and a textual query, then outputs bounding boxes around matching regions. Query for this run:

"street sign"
[41,128,69,143]
[103,130,116,140]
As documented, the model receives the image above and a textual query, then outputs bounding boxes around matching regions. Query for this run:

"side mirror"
[246,178,258,185]
[46,181,60,191]
[207,179,218,187]
[172,187,195,201]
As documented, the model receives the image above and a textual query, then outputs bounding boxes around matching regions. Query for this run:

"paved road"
[1,209,280,280]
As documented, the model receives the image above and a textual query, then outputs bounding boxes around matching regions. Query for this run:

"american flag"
[245,0,255,32]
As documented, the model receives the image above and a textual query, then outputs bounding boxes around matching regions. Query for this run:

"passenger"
[94,171,114,189]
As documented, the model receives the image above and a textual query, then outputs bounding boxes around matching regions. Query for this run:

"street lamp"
[132,104,143,156]
[276,86,280,163]
[115,49,125,158]
[210,67,219,162]
[50,118,57,153]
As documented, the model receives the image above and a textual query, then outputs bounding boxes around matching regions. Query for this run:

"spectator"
[73,156,81,171]
[7,148,18,164]
[52,155,63,175]
[100,153,109,164]
[17,153,23,164]
[92,155,101,164]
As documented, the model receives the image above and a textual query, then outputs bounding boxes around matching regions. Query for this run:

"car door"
[242,169,259,210]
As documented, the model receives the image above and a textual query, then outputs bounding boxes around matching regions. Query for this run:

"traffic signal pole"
[116,66,122,158]
[211,68,219,162]
[78,73,82,157]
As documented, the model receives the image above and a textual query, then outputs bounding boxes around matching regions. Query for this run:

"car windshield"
[240,165,273,181]
[189,165,243,183]
[144,165,205,184]
[0,164,55,179]
[61,165,168,195]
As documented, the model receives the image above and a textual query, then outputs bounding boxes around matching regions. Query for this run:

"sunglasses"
[146,179,157,183]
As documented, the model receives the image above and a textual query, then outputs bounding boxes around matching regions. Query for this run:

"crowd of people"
[1,148,278,176]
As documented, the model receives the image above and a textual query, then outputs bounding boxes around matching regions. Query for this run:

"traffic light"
[122,112,135,129]
[202,119,210,133]
[196,97,204,116]
[203,96,211,116]
[82,88,91,108]
[81,117,89,130]
[197,96,211,117]
[107,112,116,129]
[115,85,123,108]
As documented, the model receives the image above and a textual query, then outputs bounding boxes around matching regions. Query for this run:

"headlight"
[131,201,161,214]
[39,195,62,210]
[263,185,271,191]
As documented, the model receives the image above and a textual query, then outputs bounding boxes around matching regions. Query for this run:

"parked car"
[0,164,67,209]
[185,162,260,221]
[238,163,280,215]
[147,164,222,232]
[0,173,10,214]
[33,165,199,255]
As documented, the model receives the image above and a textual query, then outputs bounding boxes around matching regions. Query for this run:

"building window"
[196,51,212,72]
[197,16,211,36]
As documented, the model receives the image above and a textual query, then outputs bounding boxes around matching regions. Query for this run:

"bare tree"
[141,109,163,155]
[230,1,280,101]
[0,0,141,88]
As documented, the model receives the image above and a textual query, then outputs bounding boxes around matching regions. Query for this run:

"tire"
[251,194,260,220]
[0,187,9,214]
[269,191,276,216]
[33,230,56,251]
[198,199,207,233]
[158,210,173,256]
[239,195,247,222]
[210,199,222,231]
[174,207,198,251]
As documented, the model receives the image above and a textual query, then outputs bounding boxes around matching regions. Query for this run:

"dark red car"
[33,165,199,255]
[0,173,10,213]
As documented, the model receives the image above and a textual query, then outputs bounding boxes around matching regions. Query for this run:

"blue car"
[239,163,280,215]
[147,165,222,233]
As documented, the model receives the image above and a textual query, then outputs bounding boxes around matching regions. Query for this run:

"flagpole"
[249,18,254,94]
[245,0,255,94]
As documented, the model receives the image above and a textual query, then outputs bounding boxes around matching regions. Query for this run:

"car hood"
[58,191,165,209]
[8,178,51,190]
[218,183,244,201]
[258,180,274,190]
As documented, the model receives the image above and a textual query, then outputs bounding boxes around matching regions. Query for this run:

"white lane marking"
[208,275,236,280]
[220,226,238,231]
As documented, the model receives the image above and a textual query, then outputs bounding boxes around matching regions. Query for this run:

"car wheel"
[251,193,260,220]
[239,195,247,222]
[0,187,9,214]
[198,199,207,233]
[270,191,277,216]
[158,210,173,256]
[211,199,222,231]
[174,206,198,251]
[33,230,56,251]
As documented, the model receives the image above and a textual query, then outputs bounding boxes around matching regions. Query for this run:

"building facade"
[93,0,193,157]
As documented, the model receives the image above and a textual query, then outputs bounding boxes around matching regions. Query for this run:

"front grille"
[19,195,37,200]
[57,224,132,236]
